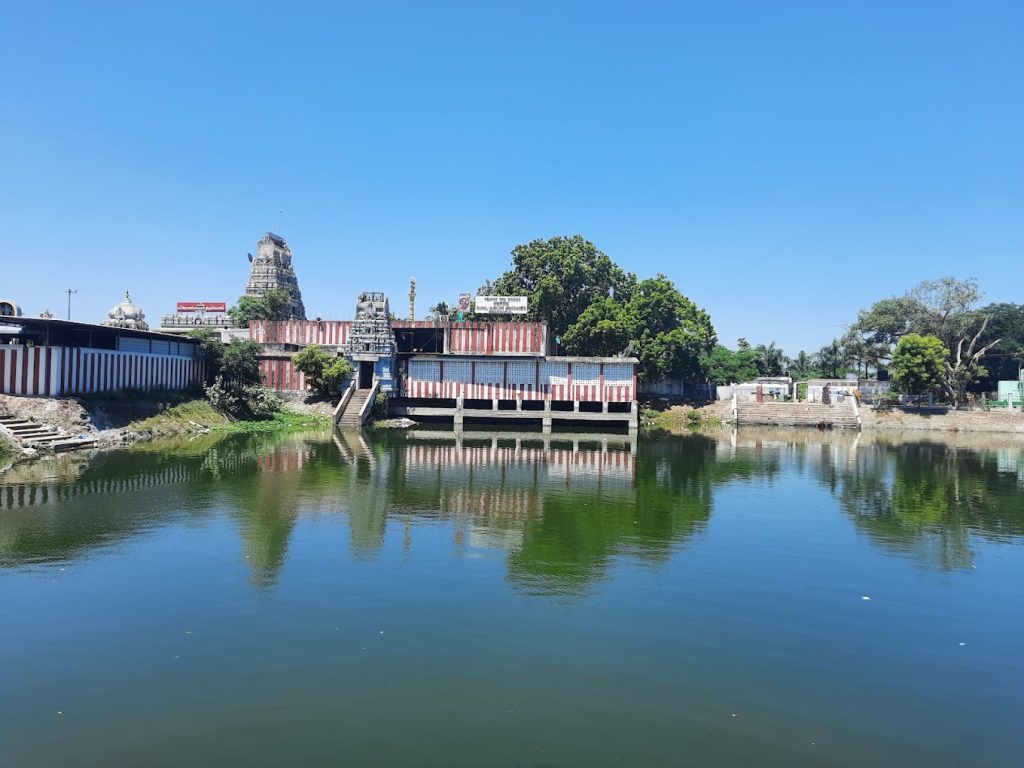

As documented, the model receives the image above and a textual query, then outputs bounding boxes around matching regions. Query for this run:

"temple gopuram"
[245,232,306,320]
[102,290,150,331]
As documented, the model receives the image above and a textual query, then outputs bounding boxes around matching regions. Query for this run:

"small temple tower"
[244,232,306,320]
[103,290,150,330]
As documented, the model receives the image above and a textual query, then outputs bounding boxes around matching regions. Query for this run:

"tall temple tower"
[244,232,306,319]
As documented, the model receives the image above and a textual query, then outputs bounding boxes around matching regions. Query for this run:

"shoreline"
[643,400,1024,437]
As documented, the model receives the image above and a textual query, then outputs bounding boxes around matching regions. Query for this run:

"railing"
[332,380,356,427]
[356,380,380,426]
[158,315,234,328]
[849,393,862,428]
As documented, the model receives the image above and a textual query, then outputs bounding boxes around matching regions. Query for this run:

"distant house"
[805,379,857,403]
[717,376,793,401]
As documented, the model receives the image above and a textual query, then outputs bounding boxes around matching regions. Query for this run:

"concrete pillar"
[493,398,499,412]
[454,396,464,428]
[573,400,580,412]
[602,400,608,413]
[628,400,639,433]
[516,398,522,411]
[542,399,552,434]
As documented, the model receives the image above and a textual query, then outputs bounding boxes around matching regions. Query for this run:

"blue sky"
[2,1,1021,354]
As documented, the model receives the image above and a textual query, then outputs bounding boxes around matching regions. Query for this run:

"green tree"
[850,278,1002,401]
[220,339,263,386]
[228,288,293,326]
[292,344,354,395]
[187,328,224,385]
[754,342,787,376]
[814,340,850,379]
[971,303,1024,389]
[427,301,454,321]
[941,317,1000,407]
[490,235,636,338]
[562,277,716,380]
[204,339,281,420]
[623,275,717,381]
[561,297,630,357]
[700,345,759,385]
[790,350,815,379]
[890,334,948,396]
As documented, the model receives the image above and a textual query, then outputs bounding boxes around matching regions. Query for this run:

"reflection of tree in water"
[823,441,1024,570]
[221,432,341,586]
[0,434,233,567]
[506,434,777,596]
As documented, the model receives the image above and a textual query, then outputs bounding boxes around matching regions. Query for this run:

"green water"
[2,428,1022,767]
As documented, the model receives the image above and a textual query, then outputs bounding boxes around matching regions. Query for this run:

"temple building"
[244,232,306,319]
[248,292,639,432]
[102,290,150,331]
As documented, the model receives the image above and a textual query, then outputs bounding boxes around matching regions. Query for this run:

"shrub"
[292,345,354,395]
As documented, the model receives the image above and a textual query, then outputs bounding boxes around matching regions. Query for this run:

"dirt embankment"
[1,391,339,455]
[640,397,1024,437]
[862,406,1024,434]
[0,393,216,448]
[1,394,93,436]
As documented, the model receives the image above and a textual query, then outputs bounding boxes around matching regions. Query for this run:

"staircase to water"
[335,388,374,429]
[736,401,860,430]
[0,415,97,452]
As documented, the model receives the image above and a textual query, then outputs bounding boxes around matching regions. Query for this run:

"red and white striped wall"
[250,320,351,347]
[405,358,636,403]
[251,319,545,355]
[0,345,203,397]
[448,322,546,355]
[259,357,309,392]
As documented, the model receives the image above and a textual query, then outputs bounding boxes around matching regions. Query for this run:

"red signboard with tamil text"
[176,302,227,313]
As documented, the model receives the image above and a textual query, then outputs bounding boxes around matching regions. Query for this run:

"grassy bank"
[127,398,330,436]
[641,403,723,431]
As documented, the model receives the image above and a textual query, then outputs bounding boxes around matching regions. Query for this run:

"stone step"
[0,416,94,451]
[736,401,859,429]
[51,439,97,452]
[336,391,373,426]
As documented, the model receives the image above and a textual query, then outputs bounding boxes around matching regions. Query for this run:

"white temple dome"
[104,290,149,330]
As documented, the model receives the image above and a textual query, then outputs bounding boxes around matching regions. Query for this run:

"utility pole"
[65,289,77,321]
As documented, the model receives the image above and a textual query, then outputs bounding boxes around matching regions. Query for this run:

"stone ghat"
[736,401,860,430]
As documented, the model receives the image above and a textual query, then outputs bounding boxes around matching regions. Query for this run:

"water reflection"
[2,427,1023,585]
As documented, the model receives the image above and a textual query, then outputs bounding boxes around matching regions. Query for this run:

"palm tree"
[791,350,812,378]
[814,340,850,379]
[754,342,787,376]
[427,302,452,321]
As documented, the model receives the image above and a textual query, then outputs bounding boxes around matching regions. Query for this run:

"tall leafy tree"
[228,288,293,326]
[700,345,759,385]
[890,334,948,396]
[563,276,716,381]
[850,277,1001,400]
[490,235,636,338]
[187,328,225,385]
[972,303,1024,389]
[623,275,717,381]
[561,298,630,357]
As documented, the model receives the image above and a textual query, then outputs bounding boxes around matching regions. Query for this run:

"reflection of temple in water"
[402,431,636,520]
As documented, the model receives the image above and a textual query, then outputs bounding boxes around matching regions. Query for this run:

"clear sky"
[2,1,1021,355]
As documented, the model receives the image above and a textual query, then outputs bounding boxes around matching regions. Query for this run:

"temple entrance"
[358,361,374,389]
